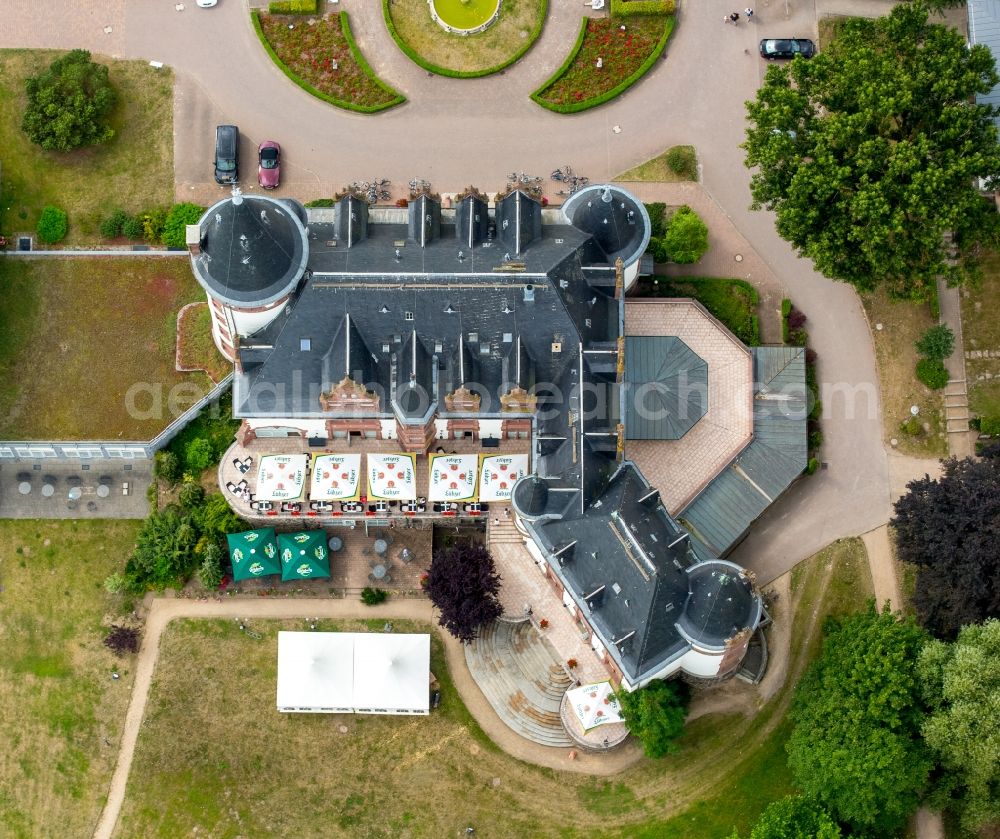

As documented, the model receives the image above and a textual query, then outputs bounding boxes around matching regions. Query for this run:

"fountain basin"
[429,0,502,35]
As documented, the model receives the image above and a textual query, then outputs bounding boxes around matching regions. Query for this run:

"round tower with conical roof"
[187,191,310,361]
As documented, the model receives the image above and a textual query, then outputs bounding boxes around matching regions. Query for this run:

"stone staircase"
[944,379,970,435]
[465,620,574,747]
[488,510,524,546]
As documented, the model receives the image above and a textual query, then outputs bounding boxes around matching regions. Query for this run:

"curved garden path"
[4,0,893,574]
[90,595,644,839]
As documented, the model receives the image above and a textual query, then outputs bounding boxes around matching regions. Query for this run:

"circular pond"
[430,0,502,34]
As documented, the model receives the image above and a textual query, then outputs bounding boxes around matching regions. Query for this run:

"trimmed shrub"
[104,625,140,655]
[100,208,129,239]
[611,0,675,13]
[980,416,1000,436]
[663,205,708,264]
[361,586,388,606]
[665,145,697,180]
[648,236,669,264]
[915,324,955,361]
[805,457,820,475]
[121,214,144,240]
[304,198,336,208]
[808,430,824,450]
[781,298,792,318]
[789,328,809,347]
[154,450,182,485]
[268,0,316,11]
[162,202,205,248]
[141,206,168,243]
[36,206,68,243]
[916,358,949,390]
[644,202,667,239]
[900,416,923,436]
[184,438,215,474]
[787,306,808,329]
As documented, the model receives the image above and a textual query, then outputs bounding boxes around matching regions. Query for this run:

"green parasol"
[277,530,331,581]
[227,528,281,581]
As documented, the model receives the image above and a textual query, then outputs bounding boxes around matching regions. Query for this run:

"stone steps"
[466,620,573,748]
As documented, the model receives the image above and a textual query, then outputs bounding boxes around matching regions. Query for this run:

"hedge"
[268,0,317,12]
[250,10,405,114]
[531,15,674,114]
[381,0,548,79]
[611,0,675,14]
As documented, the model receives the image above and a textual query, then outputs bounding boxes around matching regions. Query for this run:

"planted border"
[382,0,548,79]
[531,14,674,114]
[251,10,405,114]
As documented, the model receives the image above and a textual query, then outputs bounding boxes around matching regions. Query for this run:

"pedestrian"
[730,12,740,24]
[745,7,754,19]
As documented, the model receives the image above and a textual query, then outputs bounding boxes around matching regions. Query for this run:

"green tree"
[916,357,949,390]
[615,678,689,758]
[743,3,1000,299]
[197,542,225,589]
[741,795,841,839]
[915,324,955,361]
[154,450,182,485]
[918,619,1000,831]
[125,506,199,590]
[162,203,205,248]
[786,603,931,835]
[178,478,206,511]
[184,437,214,474]
[191,492,245,540]
[22,49,117,151]
[36,206,68,244]
[662,205,708,264]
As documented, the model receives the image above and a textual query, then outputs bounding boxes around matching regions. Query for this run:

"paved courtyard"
[0,460,152,519]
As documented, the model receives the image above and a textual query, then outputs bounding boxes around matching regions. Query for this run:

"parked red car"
[257,141,281,190]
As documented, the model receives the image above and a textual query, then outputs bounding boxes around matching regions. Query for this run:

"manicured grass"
[253,11,404,113]
[961,249,1000,420]
[384,0,547,77]
[0,50,173,245]
[176,303,229,384]
[112,538,873,838]
[637,276,761,346]
[0,520,139,839]
[0,257,211,440]
[616,145,698,182]
[861,289,948,457]
[531,15,673,113]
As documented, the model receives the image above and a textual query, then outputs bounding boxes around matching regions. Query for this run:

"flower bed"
[531,14,673,113]
[253,10,404,113]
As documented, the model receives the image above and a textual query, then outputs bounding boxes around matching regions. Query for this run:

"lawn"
[615,145,698,182]
[253,11,404,113]
[960,249,1000,420]
[176,303,229,384]
[0,50,173,245]
[0,257,212,440]
[384,0,547,76]
[861,289,948,457]
[637,276,761,346]
[113,540,871,838]
[532,15,672,112]
[0,520,139,839]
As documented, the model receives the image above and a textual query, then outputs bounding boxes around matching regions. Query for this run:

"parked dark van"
[214,125,239,185]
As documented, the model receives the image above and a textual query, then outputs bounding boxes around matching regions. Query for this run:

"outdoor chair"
[381,573,393,584]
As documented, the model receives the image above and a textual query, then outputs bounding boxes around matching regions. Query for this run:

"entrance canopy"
[277,530,330,581]
[367,453,417,500]
[310,453,362,501]
[565,681,625,732]
[227,528,280,580]
[428,453,479,502]
[276,631,430,715]
[478,453,530,501]
[257,453,308,501]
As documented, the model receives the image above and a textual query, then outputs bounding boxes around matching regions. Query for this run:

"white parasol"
[427,453,479,502]
[478,453,530,501]
[366,452,417,500]
[565,681,625,732]
[310,453,362,501]
[255,453,308,501]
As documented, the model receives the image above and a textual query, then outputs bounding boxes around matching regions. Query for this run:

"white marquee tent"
[276,631,430,715]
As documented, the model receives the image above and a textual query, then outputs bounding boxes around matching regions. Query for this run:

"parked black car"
[759,39,816,60]
[214,124,239,185]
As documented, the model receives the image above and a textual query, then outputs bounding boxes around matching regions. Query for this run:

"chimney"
[185,224,201,256]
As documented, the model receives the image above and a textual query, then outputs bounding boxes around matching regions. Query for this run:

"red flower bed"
[536,16,665,107]
[257,12,399,110]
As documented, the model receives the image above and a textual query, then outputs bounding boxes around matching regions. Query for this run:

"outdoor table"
[328,536,343,552]
[371,563,387,580]
[41,484,54,498]
[373,539,388,555]
[18,481,31,495]
[96,484,110,498]
[399,548,414,563]
[68,487,82,501]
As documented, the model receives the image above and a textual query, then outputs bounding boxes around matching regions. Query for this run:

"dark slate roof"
[676,560,762,648]
[562,185,651,268]
[624,336,708,440]
[408,194,441,247]
[455,194,490,248]
[496,190,542,256]
[678,347,808,556]
[191,195,309,307]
